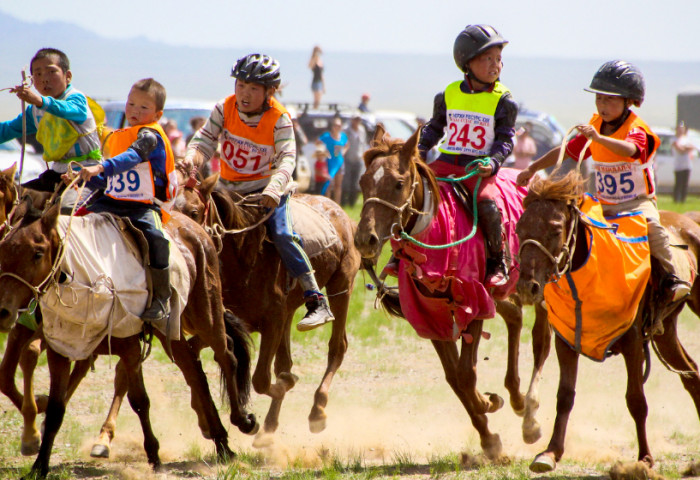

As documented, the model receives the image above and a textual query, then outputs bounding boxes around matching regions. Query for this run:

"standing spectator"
[312,144,330,194]
[309,45,325,109]
[512,122,537,170]
[672,122,697,203]
[358,93,371,113]
[163,118,186,159]
[318,117,348,204]
[342,114,368,206]
[186,116,206,145]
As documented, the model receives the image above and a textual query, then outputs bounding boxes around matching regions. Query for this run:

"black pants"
[673,169,690,203]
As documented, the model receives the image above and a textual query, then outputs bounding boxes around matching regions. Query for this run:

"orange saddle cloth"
[544,194,651,361]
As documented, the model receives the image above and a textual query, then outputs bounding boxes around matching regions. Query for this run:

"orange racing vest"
[588,112,660,204]
[543,194,651,361]
[103,122,177,222]
[219,95,288,183]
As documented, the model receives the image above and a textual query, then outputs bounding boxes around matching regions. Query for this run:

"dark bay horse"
[516,171,700,473]
[0,199,257,478]
[174,172,361,438]
[354,126,552,459]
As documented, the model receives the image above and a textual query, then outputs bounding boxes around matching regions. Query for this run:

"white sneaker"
[297,295,334,332]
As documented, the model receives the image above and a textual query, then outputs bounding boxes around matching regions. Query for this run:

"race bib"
[439,110,495,156]
[593,161,652,203]
[105,162,155,201]
[220,131,274,177]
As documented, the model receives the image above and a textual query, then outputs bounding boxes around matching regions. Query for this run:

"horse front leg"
[495,298,525,415]
[530,335,579,473]
[22,348,71,480]
[90,359,128,458]
[620,326,652,465]
[308,290,349,434]
[0,324,37,411]
[522,301,552,444]
[19,334,43,456]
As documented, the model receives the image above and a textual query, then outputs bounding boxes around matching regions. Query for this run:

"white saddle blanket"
[289,197,340,258]
[40,213,189,361]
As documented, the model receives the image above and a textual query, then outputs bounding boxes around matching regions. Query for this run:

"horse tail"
[379,288,405,318]
[222,309,253,408]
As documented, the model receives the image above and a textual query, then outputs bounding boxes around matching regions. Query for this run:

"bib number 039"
[107,170,141,193]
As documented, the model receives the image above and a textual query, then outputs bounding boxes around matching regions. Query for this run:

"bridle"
[518,200,581,284]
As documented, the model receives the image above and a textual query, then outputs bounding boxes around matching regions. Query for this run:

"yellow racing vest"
[103,122,177,222]
[438,80,509,157]
[543,194,651,361]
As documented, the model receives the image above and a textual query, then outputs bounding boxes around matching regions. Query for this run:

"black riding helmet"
[231,53,282,88]
[453,25,508,73]
[584,60,645,107]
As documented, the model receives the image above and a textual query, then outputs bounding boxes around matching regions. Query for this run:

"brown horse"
[173,172,361,438]
[354,126,552,459]
[0,199,257,478]
[516,171,700,472]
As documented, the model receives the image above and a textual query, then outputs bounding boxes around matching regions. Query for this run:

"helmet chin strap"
[240,93,272,117]
[604,106,631,131]
[464,71,495,91]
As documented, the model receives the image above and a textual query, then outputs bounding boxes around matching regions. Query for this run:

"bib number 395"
[596,171,634,195]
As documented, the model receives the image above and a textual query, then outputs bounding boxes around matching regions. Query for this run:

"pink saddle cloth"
[391,168,527,341]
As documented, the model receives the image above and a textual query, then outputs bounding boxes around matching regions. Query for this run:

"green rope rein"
[398,158,490,250]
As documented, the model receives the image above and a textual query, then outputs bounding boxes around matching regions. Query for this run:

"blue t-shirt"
[319,131,348,177]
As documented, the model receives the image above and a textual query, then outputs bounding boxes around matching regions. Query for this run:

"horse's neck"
[569,210,589,271]
[405,170,433,235]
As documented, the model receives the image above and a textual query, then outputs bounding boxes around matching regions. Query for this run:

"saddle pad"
[289,197,340,258]
[40,213,189,361]
[390,168,528,341]
[544,194,651,361]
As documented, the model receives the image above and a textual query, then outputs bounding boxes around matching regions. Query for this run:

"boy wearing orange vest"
[517,60,691,304]
[181,53,334,331]
[75,78,178,323]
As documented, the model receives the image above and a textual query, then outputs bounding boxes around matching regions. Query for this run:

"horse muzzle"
[516,274,544,305]
[0,306,18,333]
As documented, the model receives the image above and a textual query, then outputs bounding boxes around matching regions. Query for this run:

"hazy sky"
[4,0,700,61]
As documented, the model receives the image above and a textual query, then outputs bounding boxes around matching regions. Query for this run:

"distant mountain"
[1,11,699,128]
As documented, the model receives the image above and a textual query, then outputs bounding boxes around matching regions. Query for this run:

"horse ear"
[200,173,220,198]
[372,124,387,145]
[398,127,421,171]
[2,162,17,180]
[41,201,60,232]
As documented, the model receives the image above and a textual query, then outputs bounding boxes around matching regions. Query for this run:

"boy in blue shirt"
[1,48,102,196]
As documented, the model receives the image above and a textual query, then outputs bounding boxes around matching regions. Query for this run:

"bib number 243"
[447,122,486,150]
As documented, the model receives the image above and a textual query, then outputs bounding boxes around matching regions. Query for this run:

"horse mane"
[211,187,267,255]
[365,136,440,216]
[523,170,585,208]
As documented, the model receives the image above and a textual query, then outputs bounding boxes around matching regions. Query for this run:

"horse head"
[174,172,219,225]
[0,198,61,332]
[0,162,18,228]
[515,171,586,304]
[355,124,438,261]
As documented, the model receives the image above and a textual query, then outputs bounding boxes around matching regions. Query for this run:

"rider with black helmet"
[181,53,335,331]
[418,24,518,289]
[517,60,691,307]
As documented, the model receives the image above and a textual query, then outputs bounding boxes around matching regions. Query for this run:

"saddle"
[39,213,189,361]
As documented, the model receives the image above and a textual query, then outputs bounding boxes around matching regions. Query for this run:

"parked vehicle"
[652,126,700,194]
[0,139,46,182]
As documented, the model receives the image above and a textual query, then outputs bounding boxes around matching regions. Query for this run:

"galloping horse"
[354,126,552,459]
[0,198,257,478]
[516,170,700,472]
[174,171,361,437]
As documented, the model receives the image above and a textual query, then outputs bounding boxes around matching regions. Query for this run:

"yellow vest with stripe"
[543,194,651,361]
[438,80,509,157]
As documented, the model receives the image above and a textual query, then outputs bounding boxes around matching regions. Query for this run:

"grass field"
[1,194,700,479]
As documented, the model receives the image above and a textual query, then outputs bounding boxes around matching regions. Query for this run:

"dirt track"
[1,303,700,478]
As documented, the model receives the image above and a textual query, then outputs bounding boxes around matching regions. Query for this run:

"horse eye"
[395,180,404,191]
[190,209,198,218]
[33,250,44,261]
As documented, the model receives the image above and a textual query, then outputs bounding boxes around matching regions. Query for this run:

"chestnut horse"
[354,126,552,459]
[0,199,257,478]
[516,171,700,472]
[174,172,361,437]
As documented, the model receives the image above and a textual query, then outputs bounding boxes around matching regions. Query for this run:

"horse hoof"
[252,431,274,449]
[277,372,299,391]
[522,418,542,444]
[20,439,40,456]
[309,417,326,433]
[238,413,259,436]
[90,444,111,458]
[530,453,556,473]
[486,392,505,413]
[482,433,502,460]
